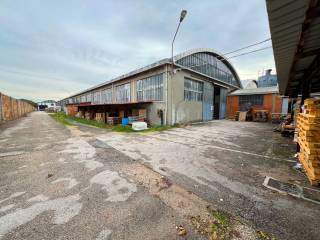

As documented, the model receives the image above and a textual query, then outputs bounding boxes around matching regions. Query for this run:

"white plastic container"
[132,122,148,131]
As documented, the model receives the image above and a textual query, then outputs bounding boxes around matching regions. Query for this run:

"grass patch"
[208,208,233,240]
[257,230,277,240]
[50,112,178,133]
[112,124,177,133]
[190,207,239,240]
[68,115,111,129]
[111,125,136,132]
[49,112,72,126]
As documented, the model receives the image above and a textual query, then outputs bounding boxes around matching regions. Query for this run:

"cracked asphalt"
[0,112,205,240]
[96,120,320,240]
[1,112,320,240]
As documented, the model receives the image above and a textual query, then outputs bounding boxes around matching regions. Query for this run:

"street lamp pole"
[171,10,187,74]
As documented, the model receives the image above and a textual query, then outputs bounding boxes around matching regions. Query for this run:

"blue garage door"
[219,88,227,119]
[203,82,214,121]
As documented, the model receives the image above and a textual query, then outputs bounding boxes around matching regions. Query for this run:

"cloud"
[0,0,275,101]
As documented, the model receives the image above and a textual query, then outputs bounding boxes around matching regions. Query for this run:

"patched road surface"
[0,112,206,240]
[97,120,320,240]
[1,112,320,240]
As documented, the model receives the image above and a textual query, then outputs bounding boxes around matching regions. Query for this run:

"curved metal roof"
[60,48,242,101]
[174,48,242,87]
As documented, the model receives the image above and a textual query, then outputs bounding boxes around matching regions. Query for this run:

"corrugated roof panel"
[229,86,279,96]
[266,0,320,96]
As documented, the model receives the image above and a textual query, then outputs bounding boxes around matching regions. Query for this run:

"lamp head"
[180,10,187,22]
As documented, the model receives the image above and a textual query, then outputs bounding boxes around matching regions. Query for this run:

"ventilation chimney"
[265,69,272,76]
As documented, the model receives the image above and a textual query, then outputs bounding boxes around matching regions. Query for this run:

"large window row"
[184,78,203,102]
[176,53,239,87]
[115,83,131,103]
[101,89,112,104]
[137,74,163,101]
[93,92,100,104]
[69,74,164,105]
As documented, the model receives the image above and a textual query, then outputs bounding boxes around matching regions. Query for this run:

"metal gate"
[202,82,214,121]
[219,88,227,119]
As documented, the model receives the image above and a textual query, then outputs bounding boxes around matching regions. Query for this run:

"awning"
[68,101,154,107]
[266,0,320,97]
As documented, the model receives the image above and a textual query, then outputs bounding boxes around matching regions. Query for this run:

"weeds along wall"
[0,92,35,123]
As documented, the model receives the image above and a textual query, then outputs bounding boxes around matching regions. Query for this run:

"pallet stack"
[95,113,105,123]
[297,98,320,186]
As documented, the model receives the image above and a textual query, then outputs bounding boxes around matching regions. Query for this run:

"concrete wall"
[168,71,204,124]
[0,92,35,123]
[141,102,165,126]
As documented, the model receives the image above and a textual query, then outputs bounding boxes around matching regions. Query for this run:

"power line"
[223,38,271,56]
[226,46,272,59]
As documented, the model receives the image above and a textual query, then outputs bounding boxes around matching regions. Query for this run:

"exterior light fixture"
[171,10,188,73]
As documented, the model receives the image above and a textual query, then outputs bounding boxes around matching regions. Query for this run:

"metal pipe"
[171,21,182,74]
[171,10,187,74]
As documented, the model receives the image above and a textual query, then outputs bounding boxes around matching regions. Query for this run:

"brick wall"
[0,92,35,123]
[226,95,239,119]
[66,104,78,116]
[227,93,283,121]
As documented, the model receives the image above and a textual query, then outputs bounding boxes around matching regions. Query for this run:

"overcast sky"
[0,0,275,102]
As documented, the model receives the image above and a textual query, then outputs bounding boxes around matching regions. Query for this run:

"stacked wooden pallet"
[95,113,105,123]
[297,98,320,186]
[107,117,120,125]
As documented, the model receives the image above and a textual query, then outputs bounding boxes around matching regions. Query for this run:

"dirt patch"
[118,162,257,240]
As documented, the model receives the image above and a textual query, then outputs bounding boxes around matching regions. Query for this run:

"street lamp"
[171,10,187,73]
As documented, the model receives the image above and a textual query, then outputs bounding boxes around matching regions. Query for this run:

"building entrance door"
[219,88,227,119]
[202,82,214,121]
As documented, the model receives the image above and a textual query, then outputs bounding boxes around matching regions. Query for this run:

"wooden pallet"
[298,128,320,138]
[298,139,320,155]
[298,113,320,123]
[299,154,320,181]
[299,150,320,166]
[297,121,320,131]
[304,98,320,105]
[297,98,320,186]
[298,134,320,144]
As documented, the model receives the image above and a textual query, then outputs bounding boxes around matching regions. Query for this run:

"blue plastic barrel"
[121,118,129,125]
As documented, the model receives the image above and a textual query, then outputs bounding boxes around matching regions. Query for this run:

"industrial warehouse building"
[58,48,242,125]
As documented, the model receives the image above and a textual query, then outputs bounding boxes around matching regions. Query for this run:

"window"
[137,74,163,101]
[184,78,203,102]
[176,52,239,87]
[93,92,101,104]
[101,88,112,104]
[80,95,86,103]
[115,83,131,103]
[86,93,92,102]
[239,95,263,111]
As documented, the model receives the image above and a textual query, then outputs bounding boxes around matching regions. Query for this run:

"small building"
[58,48,243,125]
[38,100,58,111]
[227,86,288,121]
[227,69,288,121]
